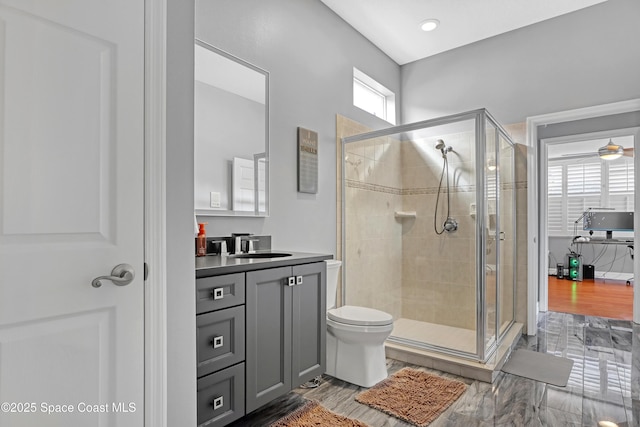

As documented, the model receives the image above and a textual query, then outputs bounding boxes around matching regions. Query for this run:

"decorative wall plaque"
[297,127,318,194]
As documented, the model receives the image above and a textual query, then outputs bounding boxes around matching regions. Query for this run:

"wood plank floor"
[547,275,633,320]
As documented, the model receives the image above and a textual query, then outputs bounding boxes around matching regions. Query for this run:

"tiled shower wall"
[401,132,478,330]
[336,115,403,318]
[336,115,529,334]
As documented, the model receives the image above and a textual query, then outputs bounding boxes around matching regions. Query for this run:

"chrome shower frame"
[340,108,517,363]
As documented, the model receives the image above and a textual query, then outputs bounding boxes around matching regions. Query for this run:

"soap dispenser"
[196,223,208,257]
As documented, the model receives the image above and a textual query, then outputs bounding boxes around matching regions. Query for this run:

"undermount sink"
[231,252,292,259]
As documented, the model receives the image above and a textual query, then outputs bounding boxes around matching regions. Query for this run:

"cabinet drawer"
[197,362,245,427]
[197,305,245,377]
[197,273,245,314]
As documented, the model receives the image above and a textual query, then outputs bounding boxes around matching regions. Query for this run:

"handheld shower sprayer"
[433,139,458,234]
[435,139,453,157]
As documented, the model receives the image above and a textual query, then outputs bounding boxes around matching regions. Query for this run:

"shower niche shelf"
[394,211,417,219]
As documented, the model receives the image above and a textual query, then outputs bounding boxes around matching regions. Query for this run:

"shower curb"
[384,322,523,383]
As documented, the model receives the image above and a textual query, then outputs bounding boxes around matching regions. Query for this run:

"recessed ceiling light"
[420,19,440,32]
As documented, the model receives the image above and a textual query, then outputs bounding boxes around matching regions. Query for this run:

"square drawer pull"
[296,276,303,285]
[287,276,295,287]
[212,336,224,349]
[211,288,224,300]
[211,396,224,410]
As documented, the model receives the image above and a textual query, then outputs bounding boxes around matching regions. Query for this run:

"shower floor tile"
[392,318,477,354]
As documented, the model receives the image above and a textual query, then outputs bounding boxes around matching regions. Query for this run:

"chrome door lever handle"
[92,264,136,288]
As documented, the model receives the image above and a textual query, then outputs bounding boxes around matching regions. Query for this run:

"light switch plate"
[210,192,221,208]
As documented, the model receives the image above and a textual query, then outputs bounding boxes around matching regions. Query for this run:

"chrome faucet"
[231,233,259,254]
[231,233,247,254]
[243,237,259,254]
[209,238,228,256]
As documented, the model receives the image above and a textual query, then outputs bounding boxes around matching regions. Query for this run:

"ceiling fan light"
[598,144,623,160]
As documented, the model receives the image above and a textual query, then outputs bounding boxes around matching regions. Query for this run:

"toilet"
[325,259,394,388]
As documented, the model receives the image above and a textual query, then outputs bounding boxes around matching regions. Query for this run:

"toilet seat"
[327,305,393,326]
[326,317,394,335]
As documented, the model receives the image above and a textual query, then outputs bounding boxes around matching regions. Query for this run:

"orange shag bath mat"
[269,399,368,427]
[355,368,467,427]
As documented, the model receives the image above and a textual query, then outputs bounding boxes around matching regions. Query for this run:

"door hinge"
[144,262,149,281]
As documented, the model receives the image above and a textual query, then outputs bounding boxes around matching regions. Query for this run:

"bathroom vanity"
[195,252,331,427]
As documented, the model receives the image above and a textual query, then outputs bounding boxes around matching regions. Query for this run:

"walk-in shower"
[340,109,518,363]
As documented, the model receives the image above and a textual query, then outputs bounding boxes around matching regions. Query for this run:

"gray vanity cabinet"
[196,273,246,427]
[290,262,326,388]
[245,262,326,413]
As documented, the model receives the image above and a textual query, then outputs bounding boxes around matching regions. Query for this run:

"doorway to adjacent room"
[542,130,635,320]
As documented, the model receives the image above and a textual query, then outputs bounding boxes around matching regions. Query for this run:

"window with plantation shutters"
[608,159,634,211]
[566,162,601,195]
[486,172,497,201]
[566,162,601,233]
[547,165,563,234]
[547,157,634,236]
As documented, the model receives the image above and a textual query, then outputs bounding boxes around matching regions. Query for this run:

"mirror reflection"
[194,40,269,216]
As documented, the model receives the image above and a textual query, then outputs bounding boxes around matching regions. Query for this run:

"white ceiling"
[320,0,607,65]
[195,44,265,104]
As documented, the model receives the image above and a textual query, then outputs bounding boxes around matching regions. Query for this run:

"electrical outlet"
[210,192,221,208]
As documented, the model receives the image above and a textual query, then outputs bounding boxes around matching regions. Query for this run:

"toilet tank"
[324,259,341,310]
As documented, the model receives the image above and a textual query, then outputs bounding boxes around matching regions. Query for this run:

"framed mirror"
[194,39,269,216]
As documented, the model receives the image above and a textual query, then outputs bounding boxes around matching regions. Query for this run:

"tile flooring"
[230,311,637,426]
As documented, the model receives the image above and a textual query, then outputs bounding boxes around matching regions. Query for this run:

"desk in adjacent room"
[572,238,634,285]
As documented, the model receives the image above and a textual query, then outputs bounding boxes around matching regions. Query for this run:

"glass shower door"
[498,133,516,337]
[483,120,498,354]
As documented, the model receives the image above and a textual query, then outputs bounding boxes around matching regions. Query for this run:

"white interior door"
[0,1,144,426]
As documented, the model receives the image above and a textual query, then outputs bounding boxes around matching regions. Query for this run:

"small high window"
[353,68,396,125]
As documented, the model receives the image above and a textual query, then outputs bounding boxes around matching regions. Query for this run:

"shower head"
[435,139,453,157]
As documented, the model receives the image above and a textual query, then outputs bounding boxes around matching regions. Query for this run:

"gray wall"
[195,0,401,253]
[538,111,640,140]
[167,0,196,425]
[169,1,399,423]
[401,0,640,125]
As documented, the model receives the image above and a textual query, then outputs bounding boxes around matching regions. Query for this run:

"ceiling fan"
[560,139,634,161]
[596,139,634,160]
